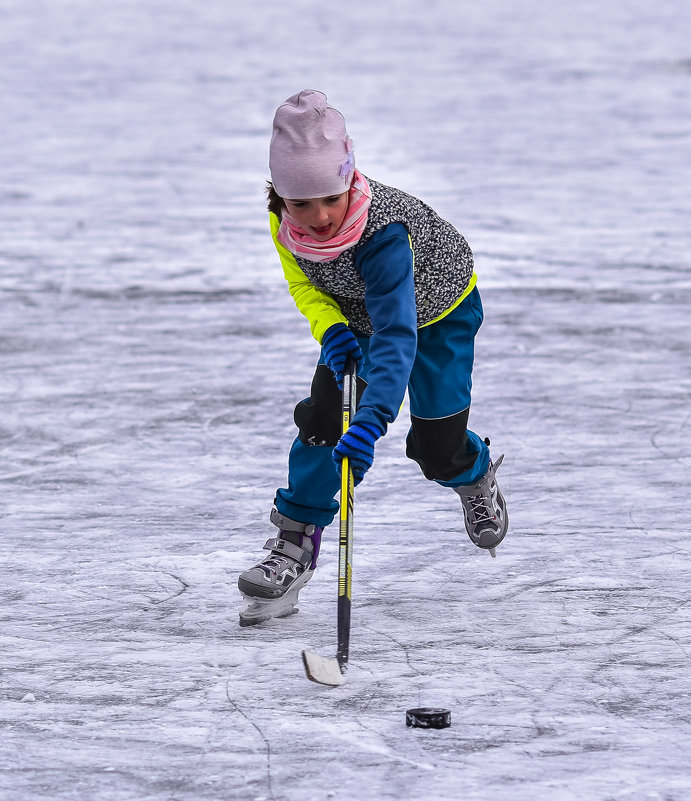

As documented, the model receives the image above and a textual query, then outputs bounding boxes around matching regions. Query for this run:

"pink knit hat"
[269,90,355,199]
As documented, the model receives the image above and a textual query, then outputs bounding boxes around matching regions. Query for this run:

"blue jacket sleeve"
[352,222,418,434]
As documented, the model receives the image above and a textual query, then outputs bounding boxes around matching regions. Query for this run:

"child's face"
[283,192,349,241]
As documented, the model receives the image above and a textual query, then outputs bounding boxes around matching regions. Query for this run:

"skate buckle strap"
[263,537,313,569]
[270,507,317,536]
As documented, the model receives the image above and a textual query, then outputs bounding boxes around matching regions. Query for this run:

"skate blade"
[239,593,299,627]
[302,650,346,686]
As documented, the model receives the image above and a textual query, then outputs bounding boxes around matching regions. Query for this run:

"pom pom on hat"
[269,90,355,199]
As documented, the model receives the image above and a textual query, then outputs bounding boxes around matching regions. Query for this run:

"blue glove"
[321,323,363,389]
[333,422,382,485]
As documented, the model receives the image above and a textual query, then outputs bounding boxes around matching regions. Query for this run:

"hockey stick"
[302,359,357,686]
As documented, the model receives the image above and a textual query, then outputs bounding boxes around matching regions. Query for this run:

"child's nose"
[314,203,329,223]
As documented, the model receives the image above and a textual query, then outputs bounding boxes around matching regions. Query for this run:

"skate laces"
[460,460,502,526]
[468,492,497,524]
[259,552,302,577]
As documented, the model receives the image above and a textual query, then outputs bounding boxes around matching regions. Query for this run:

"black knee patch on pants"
[406,408,476,481]
[294,364,366,447]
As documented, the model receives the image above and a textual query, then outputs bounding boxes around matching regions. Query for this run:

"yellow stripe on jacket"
[271,212,347,343]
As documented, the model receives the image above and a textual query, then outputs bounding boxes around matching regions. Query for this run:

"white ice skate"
[238,510,322,627]
[454,454,508,557]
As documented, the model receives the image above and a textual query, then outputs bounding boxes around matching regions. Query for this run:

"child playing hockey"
[238,89,508,625]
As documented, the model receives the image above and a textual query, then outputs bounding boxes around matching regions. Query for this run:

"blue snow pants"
[274,287,490,527]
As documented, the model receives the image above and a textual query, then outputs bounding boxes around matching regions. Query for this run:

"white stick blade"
[301,649,346,686]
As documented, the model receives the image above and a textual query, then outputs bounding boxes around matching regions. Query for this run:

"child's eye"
[326,196,342,204]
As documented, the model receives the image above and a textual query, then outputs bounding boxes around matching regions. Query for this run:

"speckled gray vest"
[294,177,474,335]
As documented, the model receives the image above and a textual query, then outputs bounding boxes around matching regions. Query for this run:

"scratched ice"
[1,1,690,800]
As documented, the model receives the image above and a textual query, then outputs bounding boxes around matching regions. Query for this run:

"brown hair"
[266,181,285,218]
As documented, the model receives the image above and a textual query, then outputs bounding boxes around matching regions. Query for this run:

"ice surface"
[2,1,690,799]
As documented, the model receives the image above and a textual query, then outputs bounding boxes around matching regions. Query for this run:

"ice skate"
[454,453,508,557]
[238,509,323,626]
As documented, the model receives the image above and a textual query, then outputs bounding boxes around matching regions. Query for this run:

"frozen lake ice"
[2,1,690,799]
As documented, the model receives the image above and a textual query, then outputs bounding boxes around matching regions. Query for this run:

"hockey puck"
[405,708,451,729]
